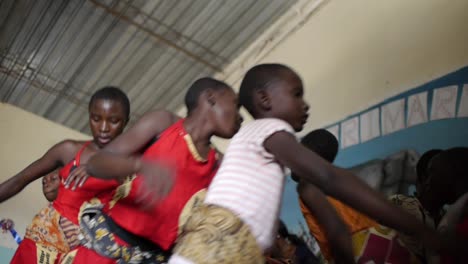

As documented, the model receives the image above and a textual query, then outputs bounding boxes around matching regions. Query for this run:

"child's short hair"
[416,149,442,184]
[89,86,130,120]
[239,63,293,116]
[301,129,339,163]
[291,129,339,182]
[184,77,230,114]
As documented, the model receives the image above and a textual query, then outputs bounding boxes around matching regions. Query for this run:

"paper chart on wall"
[360,108,380,142]
[340,116,359,149]
[407,91,428,127]
[381,99,405,135]
[431,85,457,120]
[457,84,468,118]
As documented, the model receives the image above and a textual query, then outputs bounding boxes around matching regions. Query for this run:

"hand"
[0,219,14,233]
[134,159,176,211]
[64,165,90,190]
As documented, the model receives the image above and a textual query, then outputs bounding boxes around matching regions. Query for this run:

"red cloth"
[10,238,62,264]
[53,141,120,225]
[105,119,218,250]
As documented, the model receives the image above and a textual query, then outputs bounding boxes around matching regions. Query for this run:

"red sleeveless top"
[53,142,120,225]
[105,119,218,250]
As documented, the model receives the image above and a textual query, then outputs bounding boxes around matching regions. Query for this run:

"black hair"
[300,129,339,163]
[276,220,308,247]
[416,149,442,184]
[277,219,289,238]
[184,77,231,115]
[89,86,130,121]
[291,129,338,182]
[431,147,468,198]
[238,63,294,117]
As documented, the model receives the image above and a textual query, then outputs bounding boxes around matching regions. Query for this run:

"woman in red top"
[65,77,242,264]
[0,87,130,263]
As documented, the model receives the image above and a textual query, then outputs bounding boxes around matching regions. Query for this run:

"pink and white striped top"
[204,118,295,251]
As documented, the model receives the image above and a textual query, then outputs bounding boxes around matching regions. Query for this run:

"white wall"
[0,103,89,250]
[257,0,468,131]
[203,0,468,151]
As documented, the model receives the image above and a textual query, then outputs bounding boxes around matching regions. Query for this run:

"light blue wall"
[0,246,14,263]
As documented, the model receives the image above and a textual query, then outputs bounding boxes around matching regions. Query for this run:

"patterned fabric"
[353,225,421,264]
[24,203,78,253]
[299,197,377,260]
[170,203,264,264]
[204,118,295,251]
[389,194,436,259]
[78,199,168,264]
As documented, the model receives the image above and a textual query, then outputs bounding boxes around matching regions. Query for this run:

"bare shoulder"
[52,139,81,153]
[38,139,86,166]
[136,110,181,130]
[145,110,180,123]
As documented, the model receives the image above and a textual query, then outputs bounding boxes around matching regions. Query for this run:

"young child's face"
[269,71,309,132]
[210,87,242,139]
[43,170,60,202]
[88,99,127,148]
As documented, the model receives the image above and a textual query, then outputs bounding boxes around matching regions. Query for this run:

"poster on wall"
[431,85,457,120]
[381,99,405,135]
[407,91,428,127]
[458,84,468,118]
[360,108,380,142]
[340,116,359,148]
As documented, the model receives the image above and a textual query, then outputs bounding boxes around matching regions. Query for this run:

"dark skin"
[292,162,355,261]
[253,69,443,254]
[63,99,128,189]
[415,158,445,225]
[42,169,60,202]
[297,182,355,263]
[86,87,242,208]
[0,99,128,202]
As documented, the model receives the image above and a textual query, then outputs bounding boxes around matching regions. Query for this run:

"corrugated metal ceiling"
[0,0,298,133]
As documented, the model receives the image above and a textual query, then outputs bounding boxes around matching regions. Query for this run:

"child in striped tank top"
[169,64,450,264]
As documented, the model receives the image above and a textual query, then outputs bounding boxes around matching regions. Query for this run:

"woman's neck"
[183,115,212,159]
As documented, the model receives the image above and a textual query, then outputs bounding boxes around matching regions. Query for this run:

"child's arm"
[0,140,76,202]
[86,110,179,180]
[265,131,441,251]
[297,181,355,263]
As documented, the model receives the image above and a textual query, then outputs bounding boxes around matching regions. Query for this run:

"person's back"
[389,149,443,261]
[205,118,295,250]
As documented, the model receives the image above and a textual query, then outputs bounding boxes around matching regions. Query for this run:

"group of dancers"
[1,64,467,264]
